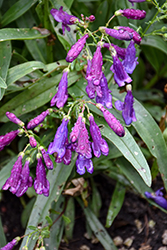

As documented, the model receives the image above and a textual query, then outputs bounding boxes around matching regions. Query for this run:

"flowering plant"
[0,0,167,249]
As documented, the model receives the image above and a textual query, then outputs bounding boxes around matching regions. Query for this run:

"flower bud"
[99,26,133,41]
[29,136,37,148]
[6,112,24,126]
[27,110,50,129]
[115,9,146,20]
[40,147,54,170]
[89,15,95,22]
[0,130,20,151]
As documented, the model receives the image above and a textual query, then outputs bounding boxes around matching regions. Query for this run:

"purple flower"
[96,104,125,137]
[115,9,146,20]
[115,26,142,45]
[115,85,137,125]
[50,6,78,35]
[128,0,146,6]
[75,118,92,159]
[86,43,103,86]
[47,118,69,158]
[0,130,20,151]
[15,159,33,197]
[6,112,24,126]
[1,238,19,250]
[29,136,37,148]
[145,188,167,210]
[110,53,132,87]
[70,114,83,142]
[99,27,133,41]
[55,139,72,165]
[40,147,54,170]
[50,69,69,108]
[27,110,50,129]
[122,40,138,74]
[103,43,126,60]
[34,155,50,197]
[2,153,24,194]
[96,73,112,109]
[76,154,94,175]
[88,114,109,157]
[66,34,89,62]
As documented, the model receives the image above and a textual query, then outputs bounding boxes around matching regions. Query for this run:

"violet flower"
[70,114,83,142]
[50,69,69,108]
[40,147,54,170]
[34,154,50,197]
[114,26,142,45]
[115,85,137,125]
[115,9,146,20]
[1,237,20,250]
[15,158,33,197]
[47,118,69,158]
[27,110,50,129]
[29,136,37,148]
[66,34,89,62]
[55,139,72,165]
[96,103,125,137]
[76,154,94,175]
[103,43,126,60]
[128,0,146,6]
[88,114,109,158]
[110,53,132,87]
[122,40,138,74]
[99,27,133,41]
[0,130,20,151]
[96,73,112,109]
[86,42,103,86]
[50,6,78,35]
[75,117,92,159]
[6,112,24,126]
[145,188,167,210]
[2,153,24,194]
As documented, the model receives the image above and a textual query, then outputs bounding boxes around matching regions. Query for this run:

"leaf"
[77,198,118,250]
[0,28,50,42]
[0,216,6,248]
[1,0,38,27]
[132,99,167,191]
[141,35,167,55]
[20,160,75,249]
[6,61,47,87]
[0,77,7,89]
[64,197,75,240]
[105,182,125,228]
[21,197,36,228]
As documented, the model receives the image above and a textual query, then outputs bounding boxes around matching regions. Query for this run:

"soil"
[1,174,167,250]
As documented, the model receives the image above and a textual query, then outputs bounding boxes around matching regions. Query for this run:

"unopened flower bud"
[40,146,54,170]
[6,112,24,126]
[70,16,79,24]
[27,110,50,129]
[22,246,28,250]
[29,136,37,148]
[89,15,95,22]
[0,130,20,151]
[99,26,133,41]
[115,9,146,20]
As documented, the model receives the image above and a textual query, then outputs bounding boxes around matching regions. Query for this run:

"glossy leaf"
[1,0,38,27]
[64,197,75,240]
[141,36,167,55]
[106,182,125,228]
[0,28,50,41]
[0,77,7,89]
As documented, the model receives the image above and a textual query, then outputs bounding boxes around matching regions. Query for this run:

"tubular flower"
[76,154,94,175]
[15,159,33,197]
[115,9,146,20]
[103,43,126,60]
[114,26,142,45]
[110,53,132,87]
[1,237,20,250]
[34,155,50,197]
[96,73,112,109]
[6,112,24,126]
[86,43,103,86]
[47,118,69,158]
[55,139,72,165]
[99,26,133,41]
[70,113,83,143]
[145,188,167,210]
[50,69,69,108]
[66,34,89,62]
[122,40,138,74]
[2,153,24,194]
[50,6,78,35]
[40,147,54,170]
[75,117,92,159]
[88,114,109,158]
[0,130,20,151]
[97,104,125,137]
[128,0,146,6]
[115,84,137,125]
[27,110,50,129]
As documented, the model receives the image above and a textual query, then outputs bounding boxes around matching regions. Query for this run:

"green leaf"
[0,77,7,89]
[141,35,167,55]
[77,198,118,250]
[90,179,102,217]
[64,197,75,240]
[45,216,53,226]
[21,197,36,228]
[1,0,38,27]
[105,182,125,228]
[6,61,47,87]
[20,161,75,249]
[0,28,50,42]
[28,225,37,231]
[0,216,6,248]
[133,99,167,191]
